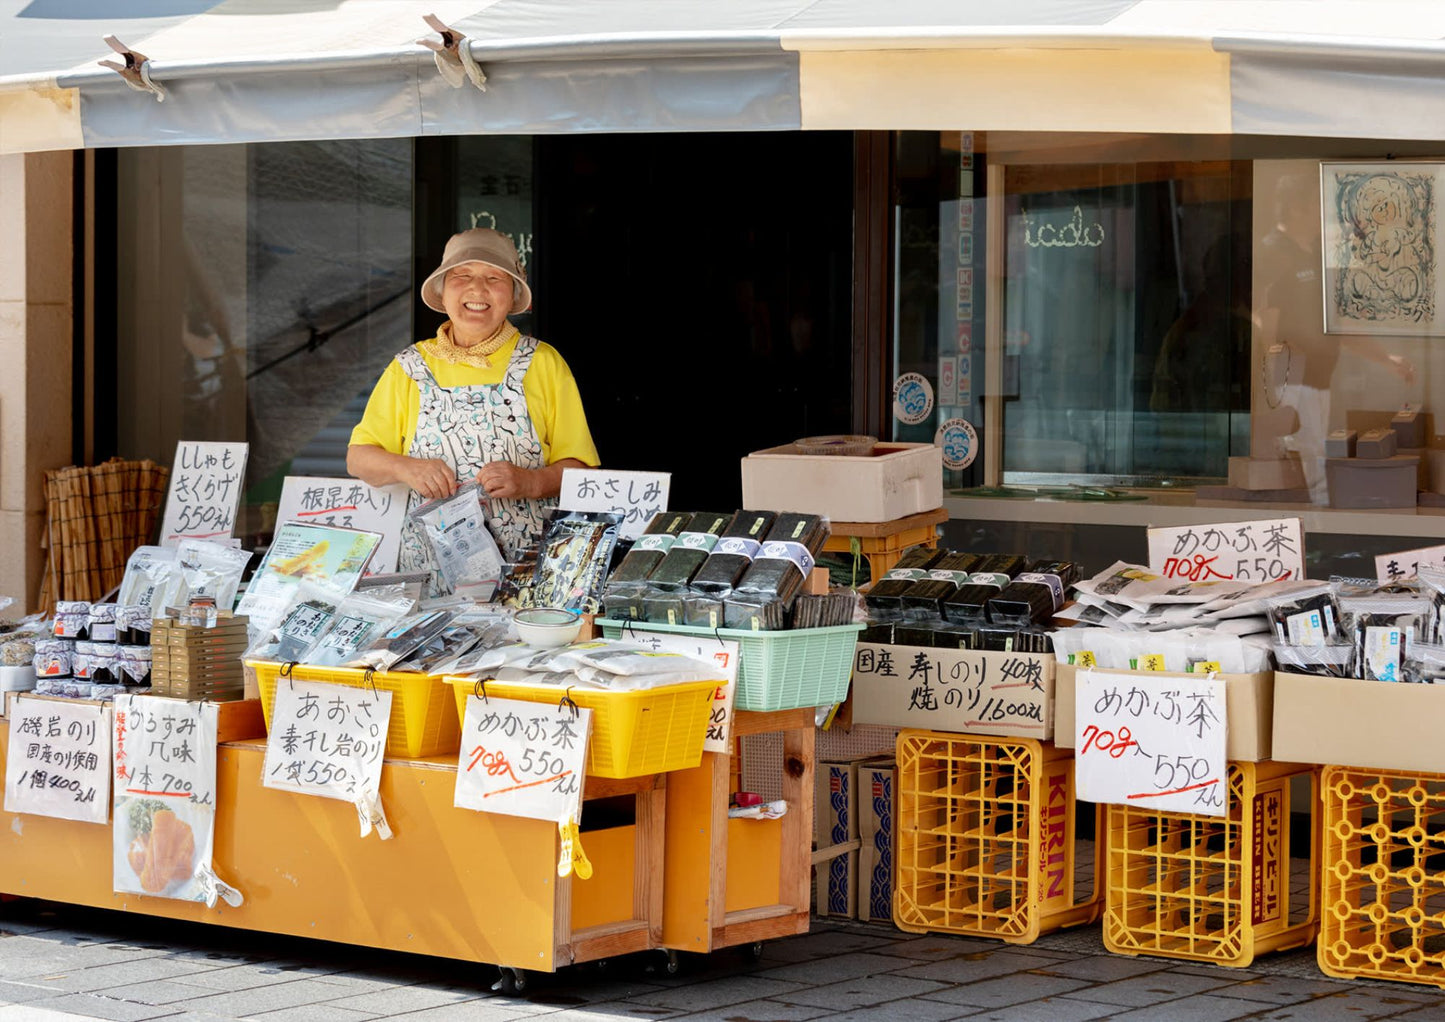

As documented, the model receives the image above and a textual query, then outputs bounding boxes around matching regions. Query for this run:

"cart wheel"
[663,949,680,976]
[490,968,528,995]
[592,958,611,977]
[743,941,765,963]
[510,969,529,994]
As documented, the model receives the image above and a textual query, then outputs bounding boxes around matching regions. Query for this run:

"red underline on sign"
[173,531,230,539]
[126,790,188,797]
[298,506,356,516]
[964,721,1033,729]
[993,682,1032,690]
[483,770,572,797]
[1127,779,1220,799]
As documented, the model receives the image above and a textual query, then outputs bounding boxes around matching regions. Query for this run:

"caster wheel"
[663,950,680,976]
[511,970,529,994]
[490,968,528,995]
[743,941,764,963]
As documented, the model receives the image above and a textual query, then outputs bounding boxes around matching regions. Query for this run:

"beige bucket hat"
[420,228,532,315]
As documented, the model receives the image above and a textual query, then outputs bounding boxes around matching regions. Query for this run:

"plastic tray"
[248,660,461,760]
[596,619,861,711]
[444,675,717,778]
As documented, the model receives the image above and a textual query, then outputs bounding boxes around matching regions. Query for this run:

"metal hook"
[362,668,379,697]
[473,678,490,704]
[98,35,166,102]
[559,688,580,719]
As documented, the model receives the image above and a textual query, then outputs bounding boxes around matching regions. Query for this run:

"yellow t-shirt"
[349,335,600,468]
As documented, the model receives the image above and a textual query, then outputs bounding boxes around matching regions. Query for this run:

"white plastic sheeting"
[5,1,1445,151]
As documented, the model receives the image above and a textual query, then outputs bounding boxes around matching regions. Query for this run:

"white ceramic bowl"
[514,608,583,648]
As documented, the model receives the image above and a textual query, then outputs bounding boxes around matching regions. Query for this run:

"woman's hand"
[401,457,459,500]
[476,461,536,500]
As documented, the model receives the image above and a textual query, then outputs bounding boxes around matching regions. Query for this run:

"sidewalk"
[0,898,1441,1022]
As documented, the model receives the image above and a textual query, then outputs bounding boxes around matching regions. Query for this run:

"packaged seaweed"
[989,571,1068,626]
[1265,583,1344,646]
[606,510,694,585]
[972,553,1029,578]
[723,595,787,630]
[899,552,980,616]
[683,592,728,629]
[527,509,623,613]
[647,513,734,591]
[302,585,415,668]
[734,513,829,605]
[118,547,185,620]
[691,511,776,594]
[862,546,948,615]
[1402,642,1445,684]
[792,589,858,629]
[940,575,1009,625]
[860,622,894,644]
[642,589,687,626]
[409,484,504,599]
[1272,640,1355,678]
[176,538,253,612]
[348,608,459,672]
[246,583,346,663]
[1027,559,1080,587]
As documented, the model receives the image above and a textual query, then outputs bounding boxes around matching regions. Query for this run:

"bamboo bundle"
[36,458,169,614]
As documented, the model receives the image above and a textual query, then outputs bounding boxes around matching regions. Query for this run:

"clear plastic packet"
[118,546,185,618]
[567,645,720,678]
[246,582,347,662]
[176,538,253,611]
[409,484,504,599]
[1272,640,1356,678]
[1402,642,1445,684]
[301,585,416,668]
[1264,582,1343,646]
[395,624,486,674]
[491,666,590,686]
[573,665,720,689]
[443,638,533,677]
[1416,567,1445,645]
[1196,579,1318,621]
[347,608,459,672]
[527,509,623,613]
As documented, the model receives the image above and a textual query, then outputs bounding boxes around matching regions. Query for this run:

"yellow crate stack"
[1318,765,1445,989]
[1104,759,1320,967]
[893,730,1102,944]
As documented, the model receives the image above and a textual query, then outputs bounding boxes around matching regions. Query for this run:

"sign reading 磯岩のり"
[1376,543,1445,581]
[454,695,591,824]
[4,697,110,824]
[112,696,240,907]
[1074,669,1227,818]
[262,678,393,839]
[1146,518,1304,583]
[276,477,409,575]
[560,468,670,541]
[159,441,249,547]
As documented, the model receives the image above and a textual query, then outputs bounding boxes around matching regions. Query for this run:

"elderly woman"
[347,228,599,572]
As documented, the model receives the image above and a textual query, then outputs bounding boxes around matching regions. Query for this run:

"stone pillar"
[0,151,73,612]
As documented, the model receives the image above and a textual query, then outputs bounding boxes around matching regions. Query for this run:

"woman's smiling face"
[442,262,514,343]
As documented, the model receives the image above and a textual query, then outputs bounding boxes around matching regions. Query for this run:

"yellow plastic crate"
[1105,760,1320,968]
[248,661,461,760]
[445,676,717,779]
[894,730,1103,944]
[1319,765,1445,989]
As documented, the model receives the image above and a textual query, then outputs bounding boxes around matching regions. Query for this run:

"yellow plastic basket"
[248,661,462,760]
[444,675,717,779]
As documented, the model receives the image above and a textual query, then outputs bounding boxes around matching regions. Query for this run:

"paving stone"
[650,998,832,1022]
[918,971,1095,1008]
[0,978,67,1003]
[623,976,808,1012]
[876,936,1002,961]
[822,1000,982,1022]
[0,1007,157,1022]
[1103,994,1269,1021]
[168,966,322,993]
[757,930,904,963]
[955,998,1123,1022]
[14,992,184,1021]
[169,977,369,1017]
[781,972,951,1010]
[1214,974,1353,1005]
[240,1004,381,1022]
[319,983,488,1016]
[890,950,1049,985]
[381,1004,555,1022]
[1059,969,1241,1007]
[34,957,221,992]
[757,951,921,983]
[1026,953,1173,982]
[87,980,222,1007]
[1247,988,1445,1020]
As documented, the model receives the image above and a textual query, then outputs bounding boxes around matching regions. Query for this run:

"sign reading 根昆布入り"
[849,643,1053,739]
[559,468,670,541]
[1074,669,1227,818]
[113,695,239,906]
[454,695,591,823]
[159,441,249,547]
[275,476,408,575]
[262,678,393,839]
[4,696,110,824]
[1146,518,1303,584]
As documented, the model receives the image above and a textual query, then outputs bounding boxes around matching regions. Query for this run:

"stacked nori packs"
[643,512,733,623]
[899,552,981,616]
[683,511,776,627]
[725,513,830,629]
[940,553,1028,625]
[862,545,947,615]
[600,510,694,620]
[988,559,1080,625]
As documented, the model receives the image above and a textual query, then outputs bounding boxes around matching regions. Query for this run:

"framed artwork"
[1321,161,1444,335]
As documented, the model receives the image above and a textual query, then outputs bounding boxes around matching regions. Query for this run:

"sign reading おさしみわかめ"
[4,696,110,824]
[560,469,670,541]
[159,441,249,547]
[1074,669,1227,817]
[1146,518,1303,583]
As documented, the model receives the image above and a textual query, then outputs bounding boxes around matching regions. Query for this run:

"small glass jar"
[33,639,72,678]
[116,604,152,646]
[118,645,152,689]
[72,640,95,680]
[54,601,91,640]
[87,603,117,643]
[89,645,118,686]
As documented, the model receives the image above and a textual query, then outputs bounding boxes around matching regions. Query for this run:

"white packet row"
[1052,626,1272,674]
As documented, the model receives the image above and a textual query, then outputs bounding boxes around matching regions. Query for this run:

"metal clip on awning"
[419,13,487,91]
[98,35,166,102]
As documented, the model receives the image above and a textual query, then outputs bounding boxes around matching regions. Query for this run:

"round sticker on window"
[893,373,934,425]
[935,417,979,470]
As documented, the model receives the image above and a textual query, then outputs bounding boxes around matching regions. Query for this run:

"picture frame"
[1321,160,1445,335]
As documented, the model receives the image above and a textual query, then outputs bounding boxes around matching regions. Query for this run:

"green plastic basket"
[596,619,863,712]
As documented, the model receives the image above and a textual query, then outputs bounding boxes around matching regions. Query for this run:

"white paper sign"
[851,644,1051,739]
[455,695,591,822]
[1147,518,1304,583]
[559,469,671,541]
[5,697,110,824]
[276,477,408,575]
[160,441,249,547]
[616,633,738,754]
[938,357,958,406]
[1377,544,1445,581]
[112,696,219,902]
[1075,669,1227,817]
[263,679,392,836]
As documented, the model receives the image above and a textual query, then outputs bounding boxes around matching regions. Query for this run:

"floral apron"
[394,339,553,587]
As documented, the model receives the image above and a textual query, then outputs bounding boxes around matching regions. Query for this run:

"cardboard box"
[1272,671,1445,772]
[813,760,858,918]
[851,643,1053,740]
[857,758,895,924]
[1054,663,1274,762]
[741,442,942,523]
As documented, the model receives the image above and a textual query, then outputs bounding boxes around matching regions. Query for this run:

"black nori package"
[860,622,895,644]
[863,546,948,614]
[602,588,647,622]
[792,590,857,629]
[972,553,1030,578]
[734,513,829,603]
[900,552,982,616]
[647,513,734,591]
[690,511,776,594]
[895,624,938,647]
[978,627,1018,652]
[941,574,1010,625]
[642,590,687,625]
[724,595,787,630]
[530,509,623,613]
[989,571,1066,625]
[607,510,694,584]
[1027,559,1080,587]
[683,592,728,628]
[930,625,978,650]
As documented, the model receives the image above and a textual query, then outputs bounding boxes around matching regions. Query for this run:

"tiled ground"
[0,892,1441,1022]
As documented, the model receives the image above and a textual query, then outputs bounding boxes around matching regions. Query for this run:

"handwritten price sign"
[560,468,671,541]
[615,633,738,754]
[4,697,110,824]
[159,441,249,547]
[850,644,1052,739]
[1376,543,1445,582]
[454,696,591,823]
[276,476,408,575]
[1147,518,1303,584]
[1075,669,1227,817]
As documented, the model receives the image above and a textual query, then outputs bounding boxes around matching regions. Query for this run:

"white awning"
[4,1,1445,153]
